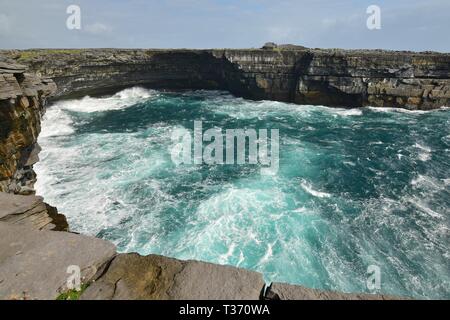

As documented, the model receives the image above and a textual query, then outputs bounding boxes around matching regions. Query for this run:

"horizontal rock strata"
[0,192,68,231]
[0,59,56,194]
[1,48,449,110]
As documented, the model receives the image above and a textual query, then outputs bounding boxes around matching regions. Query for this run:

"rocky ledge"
[0,59,56,194]
[1,47,449,110]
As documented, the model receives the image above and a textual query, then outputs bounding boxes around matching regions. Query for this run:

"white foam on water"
[40,108,74,137]
[327,108,363,116]
[442,135,450,146]
[408,199,443,219]
[414,143,432,162]
[300,180,332,198]
[411,174,445,191]
[218,243,236,264]
[57,87,156,113]
[367,106,431,114]
[258,242,274,266]
[39,87,157,139]
[34,87,450,299]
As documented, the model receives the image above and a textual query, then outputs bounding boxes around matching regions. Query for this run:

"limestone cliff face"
[1,48,449,110]
[0,47,448,194]
[0,60,56,194]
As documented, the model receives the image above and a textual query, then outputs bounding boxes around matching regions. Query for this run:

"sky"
[0,0,449,52]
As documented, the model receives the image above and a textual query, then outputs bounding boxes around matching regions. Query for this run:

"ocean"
[35,87,450,299]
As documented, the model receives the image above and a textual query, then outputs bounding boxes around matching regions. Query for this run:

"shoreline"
[2,47,448,299]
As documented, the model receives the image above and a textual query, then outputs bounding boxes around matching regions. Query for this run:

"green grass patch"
[17,49,84,62]
[56,283,89,300]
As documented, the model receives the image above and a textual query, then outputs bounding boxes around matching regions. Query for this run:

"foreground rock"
[265,282,402,300]
[0,222,116,300]
[0,192,68,231]
[81,253,265,300]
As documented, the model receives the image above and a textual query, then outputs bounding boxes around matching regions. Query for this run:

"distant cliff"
[1,48,449,110]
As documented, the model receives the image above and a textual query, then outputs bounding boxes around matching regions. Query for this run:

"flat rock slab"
[0,192,68,231]
[265,282,402,300]
[81,253,264,300]
[0,222,116,300]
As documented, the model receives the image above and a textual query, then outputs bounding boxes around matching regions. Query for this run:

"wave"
[300,180,332,198]
[414,143,432,162]
[40,108,74,137]
[40,87,157,138]
[35,87,450,299]
[322,107,363,116]
[367,106,449,114]
[56,87,156,113]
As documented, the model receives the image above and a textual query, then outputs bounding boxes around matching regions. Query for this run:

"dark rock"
[278,44,308,50]
[262,42,278,50]
[265,282,405,300]
[0,192,68,231]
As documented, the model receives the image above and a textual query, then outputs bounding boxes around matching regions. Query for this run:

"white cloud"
[84,22,113,35]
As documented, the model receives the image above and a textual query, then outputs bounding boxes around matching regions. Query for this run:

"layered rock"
[0,192,68,231]
[1,48,448,110]
[0,59,56,194]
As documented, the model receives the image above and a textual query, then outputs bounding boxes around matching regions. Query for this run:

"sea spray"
[35,88,450,299]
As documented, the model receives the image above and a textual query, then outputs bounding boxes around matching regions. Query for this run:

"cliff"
[1,48,449,110]
[0,48,433,300]
[0,59,56,194]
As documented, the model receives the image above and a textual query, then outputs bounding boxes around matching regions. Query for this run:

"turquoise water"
[35,88,450,299]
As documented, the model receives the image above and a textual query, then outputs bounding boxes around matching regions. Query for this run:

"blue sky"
[0,0,449,51]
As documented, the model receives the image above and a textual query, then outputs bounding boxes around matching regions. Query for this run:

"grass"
[56,283,89,300]
[17,49,84,62]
